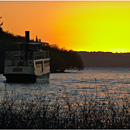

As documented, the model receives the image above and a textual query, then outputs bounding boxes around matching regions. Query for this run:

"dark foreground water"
[1,67,130,105]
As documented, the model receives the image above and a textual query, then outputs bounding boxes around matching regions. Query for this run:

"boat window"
[44,60,50,67]
[36,61,42,68]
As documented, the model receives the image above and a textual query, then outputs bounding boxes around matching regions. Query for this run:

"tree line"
[48,45,84,72]
[0,28,84,73]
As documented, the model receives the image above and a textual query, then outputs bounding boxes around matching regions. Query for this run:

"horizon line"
[77,51,130,53]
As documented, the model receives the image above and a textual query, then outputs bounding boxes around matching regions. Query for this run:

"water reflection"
[0,68,130,106]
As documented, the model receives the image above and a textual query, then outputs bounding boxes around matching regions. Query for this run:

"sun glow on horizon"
[1,1,130,53]
[108,48,130,53]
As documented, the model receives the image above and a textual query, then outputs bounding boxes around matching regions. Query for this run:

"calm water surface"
[1,67,130,105]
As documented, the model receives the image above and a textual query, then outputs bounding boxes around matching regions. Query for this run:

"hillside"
[0,29,84,73]
[78,51,130,68]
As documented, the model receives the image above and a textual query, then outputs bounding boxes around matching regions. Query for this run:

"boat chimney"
[25,31,30,42]
[25,31,29,60]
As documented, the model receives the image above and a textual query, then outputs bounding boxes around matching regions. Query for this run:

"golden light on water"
[0,1,130,53]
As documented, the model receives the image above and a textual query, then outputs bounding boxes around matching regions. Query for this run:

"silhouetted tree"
[0,16,3,31]
[49,45,84,72]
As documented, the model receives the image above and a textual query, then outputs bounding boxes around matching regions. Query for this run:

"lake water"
[1,67,130,106]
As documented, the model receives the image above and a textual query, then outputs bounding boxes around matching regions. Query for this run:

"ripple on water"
[0,68,130,106]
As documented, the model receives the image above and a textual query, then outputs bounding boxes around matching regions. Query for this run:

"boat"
[3,31,50,82]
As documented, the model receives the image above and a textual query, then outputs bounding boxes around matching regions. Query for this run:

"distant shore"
[78,51,130,68]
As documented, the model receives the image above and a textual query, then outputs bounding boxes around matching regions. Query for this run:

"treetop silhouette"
[0,16,3,29]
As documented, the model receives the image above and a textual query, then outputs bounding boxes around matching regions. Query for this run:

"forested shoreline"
[78,51,130,68]
[0,28,84,73]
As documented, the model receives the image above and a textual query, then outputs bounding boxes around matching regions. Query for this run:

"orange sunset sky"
[0,1,130,53]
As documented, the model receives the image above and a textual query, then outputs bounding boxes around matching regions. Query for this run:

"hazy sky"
[1,1,130,52]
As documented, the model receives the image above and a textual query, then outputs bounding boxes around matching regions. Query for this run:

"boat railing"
[5,51,25,60]
[5,51,49,60]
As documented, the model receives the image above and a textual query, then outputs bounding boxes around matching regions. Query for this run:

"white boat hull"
[4,58,50,83]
